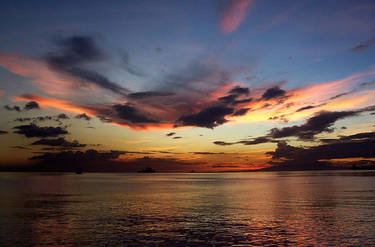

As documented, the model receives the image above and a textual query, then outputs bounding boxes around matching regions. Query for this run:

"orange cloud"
[0,54,105,97]
[14,94,91,114]
[219,0,253,34]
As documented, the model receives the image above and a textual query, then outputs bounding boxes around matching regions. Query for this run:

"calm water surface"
[1,171,375,246]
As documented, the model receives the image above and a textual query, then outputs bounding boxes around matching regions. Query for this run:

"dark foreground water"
[1,171,375,246]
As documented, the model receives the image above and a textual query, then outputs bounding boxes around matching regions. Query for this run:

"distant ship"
[137,167,155,173]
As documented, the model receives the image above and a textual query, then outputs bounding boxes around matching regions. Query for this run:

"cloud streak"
[219,0,253,34]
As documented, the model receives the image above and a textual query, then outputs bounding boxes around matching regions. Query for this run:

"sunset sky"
[0,0,375,172]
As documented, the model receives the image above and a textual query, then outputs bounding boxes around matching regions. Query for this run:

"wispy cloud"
[219,0,253,34]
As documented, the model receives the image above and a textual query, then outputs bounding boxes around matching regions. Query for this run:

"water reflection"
[1,171,375,246]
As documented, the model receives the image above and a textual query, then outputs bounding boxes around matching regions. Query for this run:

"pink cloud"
[219,0,253,34]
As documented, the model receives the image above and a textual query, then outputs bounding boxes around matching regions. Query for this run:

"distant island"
[137,167,155,173]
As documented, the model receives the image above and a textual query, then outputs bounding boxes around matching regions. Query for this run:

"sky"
[0,0,375,172]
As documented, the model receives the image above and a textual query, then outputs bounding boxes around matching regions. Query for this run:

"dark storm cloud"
[122,51,145,77]
[127,91,174,99]
[24,101,40,110]
[32,137,86,148]
[45,35,128,95]
[13,124,68,138]
[269,110,358,140]
[113,104,159,123]
[261,86,286,100]
[176,105,234,128]
[166,132,176,136]
[351,38,375,52]
[0,129,8,135]
[75,113,91,121]
[232,108,250,116]
[4,105,21,112]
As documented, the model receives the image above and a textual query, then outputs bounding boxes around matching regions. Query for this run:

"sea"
[1,171,375,246]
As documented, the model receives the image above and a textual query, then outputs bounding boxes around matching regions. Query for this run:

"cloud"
[122,51,145,77]
[13,114,70,125]
[13,124,68,138]
[237,136,272,145]
[338,131,375,141]
[44,35,129,96]
[218,93,252,106]
[261,86,286,100]
[97,116,112,123]
[213,136,273,147]
[4,101,40,112]
[295,105,319,112]
[0,130,8,135]
[212,164,240,168]
[75,113,91,121]
[269,110,359,140]
[266,134,375,170]
[360,80,375,87]
[228,86,249,96]
[30,149,122,164]
[270,106,375,140]
[12,146,30,150]
[166,132,176,136]
[57,113,69,119]
[232,108,250,116]
[329,92,353,100]
[176,105,234,128]
[32,137,86,148]
[4,105,21,112]
[173,136,182,139]
[191,152,226,155]
[113,104,159,124]
[351,38,375,52]
[127,91,174,99]
[219,0,253,33]
[213,141,235,146]
[24,101,40,110]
